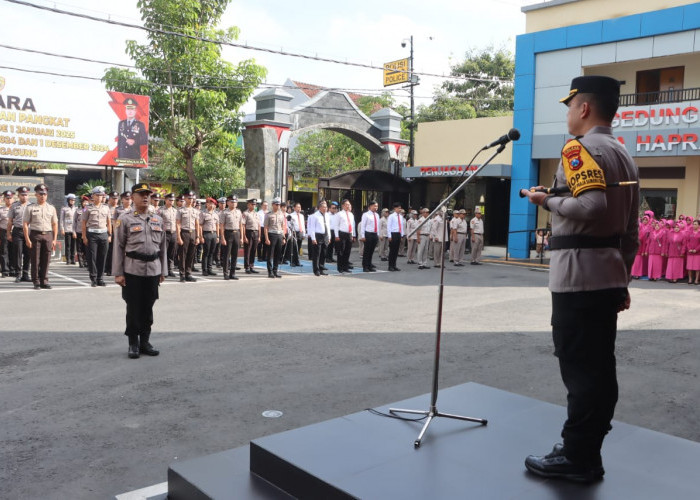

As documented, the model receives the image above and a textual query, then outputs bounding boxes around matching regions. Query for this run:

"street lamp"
[402,36,420,167]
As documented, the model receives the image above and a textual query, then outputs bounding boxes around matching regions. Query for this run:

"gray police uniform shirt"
[8,201,29,229]
[0,203,10,230]
[23,202,58,232]
[60,206,77,233]
[545,126,639,293]
[158,206,177,232]
[83,204,111,232]
[220,208,242,230]
[112,211,167,277]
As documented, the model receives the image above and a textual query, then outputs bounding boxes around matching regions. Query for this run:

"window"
[641,188,677,219]
[635,67,684,104]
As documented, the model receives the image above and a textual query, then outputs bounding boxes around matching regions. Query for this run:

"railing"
[619,87,700,106]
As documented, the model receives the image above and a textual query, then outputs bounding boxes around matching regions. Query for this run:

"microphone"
[483,128,520,150]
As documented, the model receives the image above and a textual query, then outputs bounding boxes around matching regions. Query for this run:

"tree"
[103,0,266,195]
[416,90,476,123]
[441,46,514,118]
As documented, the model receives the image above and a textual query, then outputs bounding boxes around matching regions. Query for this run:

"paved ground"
[1,249,698,498]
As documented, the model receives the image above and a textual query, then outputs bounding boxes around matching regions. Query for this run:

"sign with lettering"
[383,59,410,87]
[0,69,150,167]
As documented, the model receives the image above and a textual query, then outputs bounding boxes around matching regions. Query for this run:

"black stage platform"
[168,383,700,499]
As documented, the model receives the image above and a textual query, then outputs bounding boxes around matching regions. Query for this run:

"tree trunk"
[184,154,199,195]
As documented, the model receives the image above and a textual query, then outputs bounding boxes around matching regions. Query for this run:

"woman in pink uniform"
[686,219,700,285]
[647,220,666,281]
[664,222,687,283]
[631,215,651,279]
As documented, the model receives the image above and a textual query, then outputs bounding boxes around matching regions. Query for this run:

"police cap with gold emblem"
[123,97,138,108]
[151,192,162,200]
[16,186,29,194]
[132,182,153,194]
[560,76,620,105]
[109,191,120,198]
[3,190,14,197]
[185,190,196,198]
[121,191,132,198]
[34,183,48,194]
[164,192,175,200]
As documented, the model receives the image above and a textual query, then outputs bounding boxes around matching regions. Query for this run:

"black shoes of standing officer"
[524,444,604,483]
[139,342,159,356]
[389,267,401,272]
[128,345,139,359]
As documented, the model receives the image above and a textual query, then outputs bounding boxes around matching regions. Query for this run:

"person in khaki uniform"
[241,198,261,274]
[469,208,484,265]
[430,211,446,266]
[0,190,14,277]
[378,208,389,261]
[199,197,220,276]
[82,186,112,286]
[219,194,243,280]
[158,193,178,277]
[113,183,167,359]
[416,208,432,269]
[73,195,90,269]
[59,194,78,265]
[264,197,286,278]
[452,209,469,266]
[7,186,32,282]
[406,210,419,264]
[176,191,200,282]
[23,184,58,289]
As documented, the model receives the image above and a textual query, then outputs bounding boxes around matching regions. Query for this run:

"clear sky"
[1,0,529,113]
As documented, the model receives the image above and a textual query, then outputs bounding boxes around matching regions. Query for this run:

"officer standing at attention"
[256,200,268,263]
[378,208,389,261]
[469,208,485,265]
[359,200,380,272]
[430,210,446,267]
[199,197,220,276]
[148,192,161,214]
[82,186,112,287]
[326,201,339,263]
[241,199,261,274]
[264,197,286,278]
[112,182,166,359]
[59,194,78,265]
[452,210,469,266]
[307,200,331,276]
[1,190,15,277]
[176,191,200,282]
[335,199,355,274]
[115,191,133,220]
[158,193,178,277]
[73,195,90,269]
[416,208,432,270]
[386,202,405,272]
[219,195,243,280]
[105,191,120,276]
[522,76,639,482]
[7,186,32,282]
[23,184,58,289]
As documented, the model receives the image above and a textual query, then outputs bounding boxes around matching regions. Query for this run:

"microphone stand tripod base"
[389,406,487,448]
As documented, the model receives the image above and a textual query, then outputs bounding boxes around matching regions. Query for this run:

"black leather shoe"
[91,280,97,287]
[21,275,31,282]
[274,272,282,278]
[168,271,176,277]
[268,273,274,278]
[245,268,251,274]
[139,342,159,356]
[40,284,52,289]
[128,345,140,359]
[230,275,239,280]
[320,266,328,271]
[97,280,106,286]
[235,266,241,270]
[326,258,336,263]
[525,444,604,483]
[34,284,41,290]
[185,275,197,282]
[250,268,259,274]
[208,270,217,276]
[179,275,186,282]
[320,270,328,276]
[224,274,230,280]
[314,270,320,276]
[15,276,22,283]
[347,264,354,269]
[192,266,200,272]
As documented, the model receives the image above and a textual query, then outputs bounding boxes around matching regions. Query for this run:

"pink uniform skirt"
[665,256,685,280]
[631,254,646,277]
[687,254,700,271]
[647,255,664,279]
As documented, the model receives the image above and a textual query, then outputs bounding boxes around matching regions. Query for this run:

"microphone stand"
[389,144,507,448]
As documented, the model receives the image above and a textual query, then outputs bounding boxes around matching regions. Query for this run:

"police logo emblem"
[563,143,583,171]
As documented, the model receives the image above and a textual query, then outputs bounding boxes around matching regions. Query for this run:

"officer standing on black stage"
[59,194,78,265]
[113,182,166,359]
[7,186,32,282]
[23,184,58,289]
[82,186,112,287]
[0,190,14,277]
[219,195,243,280]
[522,76,639,483]
[242,198,260,274]
[117,98,148,161]
[158,193,178,277]
[264,197,286,278]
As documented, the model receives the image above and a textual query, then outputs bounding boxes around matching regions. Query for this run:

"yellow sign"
[383,58,409,87]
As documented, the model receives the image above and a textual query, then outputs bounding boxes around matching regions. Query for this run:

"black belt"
[225,229,240,232]
[30,230,51,235]
[181,229,195,233]
[549,235,622,250]
[126,251,159,262]
[203,230,216,233]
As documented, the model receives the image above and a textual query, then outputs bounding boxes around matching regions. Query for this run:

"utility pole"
[409,35,415,167]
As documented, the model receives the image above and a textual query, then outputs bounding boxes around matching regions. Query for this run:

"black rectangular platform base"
[170,383,700,499]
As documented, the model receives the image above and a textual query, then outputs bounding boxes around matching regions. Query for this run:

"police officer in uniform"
[105,191,120,275]
[242,198,260,274]
[73,195,90,268]
[115,191,133,220]
[59,194,78,265]
[82,186,112,287]
[522,76,639,483]
[416,208,432,269]
[0,190,14,276]
[264,197,286,278]
[176,191,200,282]
[158,193,178,277]
[23,184,58,289]
[7,186,32,282]
[199,197,220,276]
[219,195,243,280]
[112,182,166,359]
[117,98,148,161]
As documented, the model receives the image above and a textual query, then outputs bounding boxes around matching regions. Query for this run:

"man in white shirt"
[335,199,356,274]
[359,200,380,272]
[326,201,339,263]
[257,200,268,262]
[285,202,305,266]
[470,208,485,265]
[386,202,405,271]
[307,201,331,276]
[430,211,446,267]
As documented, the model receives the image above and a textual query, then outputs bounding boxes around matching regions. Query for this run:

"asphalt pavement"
[1,249,698,498]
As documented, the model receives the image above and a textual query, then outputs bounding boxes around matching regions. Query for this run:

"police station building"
[509,0,700,258]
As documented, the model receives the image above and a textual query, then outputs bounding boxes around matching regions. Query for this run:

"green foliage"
[102,0,266,194]
[441,46,514,118]
[76,179,107,197]
[289,130,369,179]
[416,90,477,123]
